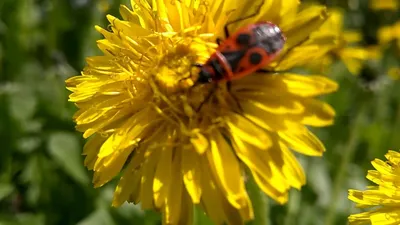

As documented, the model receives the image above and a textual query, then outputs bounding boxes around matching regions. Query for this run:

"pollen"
[155,42,197,92]
[148,30,215,93]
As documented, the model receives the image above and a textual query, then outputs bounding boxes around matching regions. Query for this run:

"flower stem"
[324,105,366,225]
[246,173,270,225]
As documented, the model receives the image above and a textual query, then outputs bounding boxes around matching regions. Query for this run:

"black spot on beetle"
[236,33,251,45]
[249,52,262,65]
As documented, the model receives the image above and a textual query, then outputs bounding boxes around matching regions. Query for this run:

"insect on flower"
[195,3,286,83]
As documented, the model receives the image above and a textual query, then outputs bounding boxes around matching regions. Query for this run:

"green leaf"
[307,158,332,208]
[16,137,41,153]
[20,156,41,184]
[20,156,43,206]
[20,120,43,133]
[37,74,73,121]
[8,89,37,122]
[77,209,115,225]
[15,213,45,225]
[194,205,214,225]
[246,173,270,225]
[47,132,89,185]
[0,183,13,201]
[114,203,145,220]
[0,213,45,225]
[26,184,41,206]
[143,210,161,225]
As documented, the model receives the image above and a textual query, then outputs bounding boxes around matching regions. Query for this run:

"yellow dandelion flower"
[66,0,338,224]
[308,9,377,75]
[98,0,111,13]
[378,21,400,51]
[369,0,399,10]
[388,67,400,80]
[348,150,400,225]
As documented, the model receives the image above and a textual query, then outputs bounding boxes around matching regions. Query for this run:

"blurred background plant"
[0,0,399,225]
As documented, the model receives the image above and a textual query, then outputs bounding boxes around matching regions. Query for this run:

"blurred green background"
[0,0,399,224]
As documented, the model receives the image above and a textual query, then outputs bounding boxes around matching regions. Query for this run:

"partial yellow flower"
[348,150,400,225]
[369,0,399,10]
[98,0,111,13]
[378,21,400,50]
[388,67,400,80]
[308,9,378,75]
[66,0,338,224]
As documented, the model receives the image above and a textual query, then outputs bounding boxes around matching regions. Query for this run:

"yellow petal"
[130,0,154,30]
[386,150,400,164]
[164,0,186,31]
[83,135,106,170]
[275,45,330,71]
[78,109,133,139]
[295,98,336,127]
[343,31,363,43]
[279,142,306,189]
[92,146,133,187]
[280,74,338,97]
[252,171,288,204]
[119,4,140,23]
[369,0,399,10]
[220,192,252,224]
[230,132,291,201]
[190,132,209,154]
[226,113,272,150]
[348,211,374,225]
[173,191,194,225]
[371,159,393,175]
[153,145,173,208]
[140,148,160,209]
[112,160,141,207]
[280,5,328,49]
[163,149,184,224]
[239,98,301,132]
[279,0,300,23]
[127,147,148,204]
[255,0,283,24]
[317,9,343,33]
[199,160,226,225]
[232,73,338,98]
[370,209,400,224]
[388,67,400,80]
[378,26,395,45]
[97,107,156,158]
[338,48,370,74]
[207,130,248,209]
[235,90,305,114]
[182,149,202,204]
[226,0,272,31]
[107,14,152,37]
[278,128,325,156]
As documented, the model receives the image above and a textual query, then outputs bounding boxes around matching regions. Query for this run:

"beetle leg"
[223,1,264,39]
[227,81,232,91]
[226,81,243,112]
[256,69,274,73]
[224,26,230,39]
[196,85,216,112]
[216,38,223,46]
[256,69,286,75]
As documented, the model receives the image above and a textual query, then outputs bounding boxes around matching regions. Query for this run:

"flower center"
[149,31,216,93]
[155,43,198,92]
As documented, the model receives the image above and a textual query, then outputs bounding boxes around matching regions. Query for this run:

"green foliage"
[0,0,399,225]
